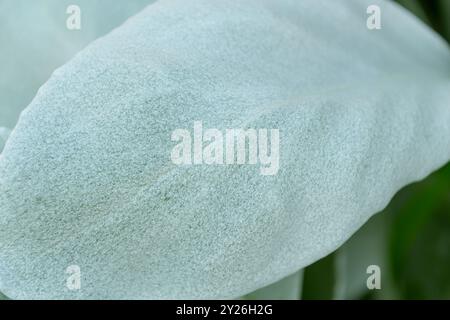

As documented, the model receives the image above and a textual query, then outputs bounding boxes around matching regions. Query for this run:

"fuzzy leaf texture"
[0,0,449,299]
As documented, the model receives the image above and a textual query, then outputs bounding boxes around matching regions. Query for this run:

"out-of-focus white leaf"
[0,0,449,299]
[0,0,154,128]
[334,210,389,299]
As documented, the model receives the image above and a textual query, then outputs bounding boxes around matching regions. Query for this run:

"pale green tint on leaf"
[0,0,154,128]
[0,0,450,299]
[244,270,303,300]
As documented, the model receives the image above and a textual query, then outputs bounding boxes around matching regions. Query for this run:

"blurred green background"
[245,0,450,300]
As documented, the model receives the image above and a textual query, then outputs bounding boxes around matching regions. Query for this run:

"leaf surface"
[0,0,449,299]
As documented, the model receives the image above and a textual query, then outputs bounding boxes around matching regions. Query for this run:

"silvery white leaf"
[0,127,10,153]
[0,0,449,299]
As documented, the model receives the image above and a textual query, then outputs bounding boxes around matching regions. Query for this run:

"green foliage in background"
[296,163,449,300]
